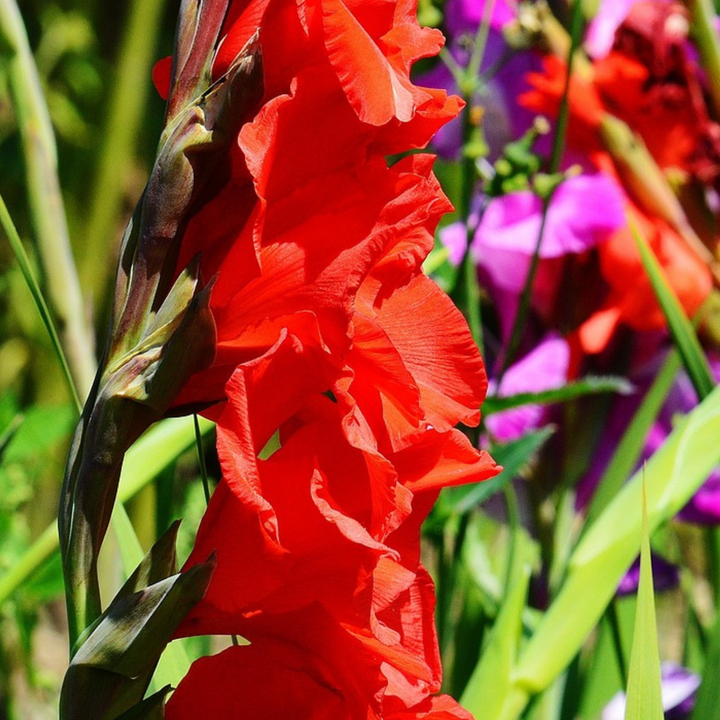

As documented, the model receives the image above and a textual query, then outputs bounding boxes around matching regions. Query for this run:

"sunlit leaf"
[623,481,663,720]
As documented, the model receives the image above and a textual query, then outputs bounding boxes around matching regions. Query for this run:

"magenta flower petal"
[439,220,470,267]
[677,472,720,524]
[473,173,626,260]
[485,334,570,442]
[473,174,625,335]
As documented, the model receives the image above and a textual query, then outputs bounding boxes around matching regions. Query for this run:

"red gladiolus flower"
[152,0,463,412]
[145,0,499,717]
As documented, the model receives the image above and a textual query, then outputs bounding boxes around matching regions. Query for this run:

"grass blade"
[460,548,531,719]
[623,480,663,720]
[483,376,633,415]
[0,0,96,396]
[632,220,714,400]
[0,192,81,412]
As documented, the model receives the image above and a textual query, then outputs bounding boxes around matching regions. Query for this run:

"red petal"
[151,56,172,100]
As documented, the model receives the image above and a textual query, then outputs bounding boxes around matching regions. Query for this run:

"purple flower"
[474,174,625,262]
[470,173,625,337]
[485,334,570,442]
[417,0,541,160]
[616,553,680,596]
[418,37,539,160]
[602,663,700,720]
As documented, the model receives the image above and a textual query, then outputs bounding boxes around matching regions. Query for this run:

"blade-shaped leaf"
[623,482,663,720]
[483,376,634,415]
[585,350,680,526]
[632,221,714,400]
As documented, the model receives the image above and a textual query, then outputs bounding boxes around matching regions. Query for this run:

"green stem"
[0,193,82,413]
[0,0,96,398]
[81,0,168,302]
[503,482,521,594]
[466,0,496,84]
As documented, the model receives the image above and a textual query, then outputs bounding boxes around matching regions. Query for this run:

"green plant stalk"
[496,382,720,720]
[458,101,483,352]
[599,114,720,285]
[0,0,96,398]
[81,0,168,302]
[0,416,214,608]
[0,193,81,412]
[453,0,500,354]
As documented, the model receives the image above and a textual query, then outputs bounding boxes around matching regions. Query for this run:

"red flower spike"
[138,2,496,719]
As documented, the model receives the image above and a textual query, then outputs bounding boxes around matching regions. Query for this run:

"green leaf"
[632,221,714,400]
[0,192,82,411]
[443,426,554,514]
[623,482,663,720]
[493,381,720,720]
[483,376,633,415]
